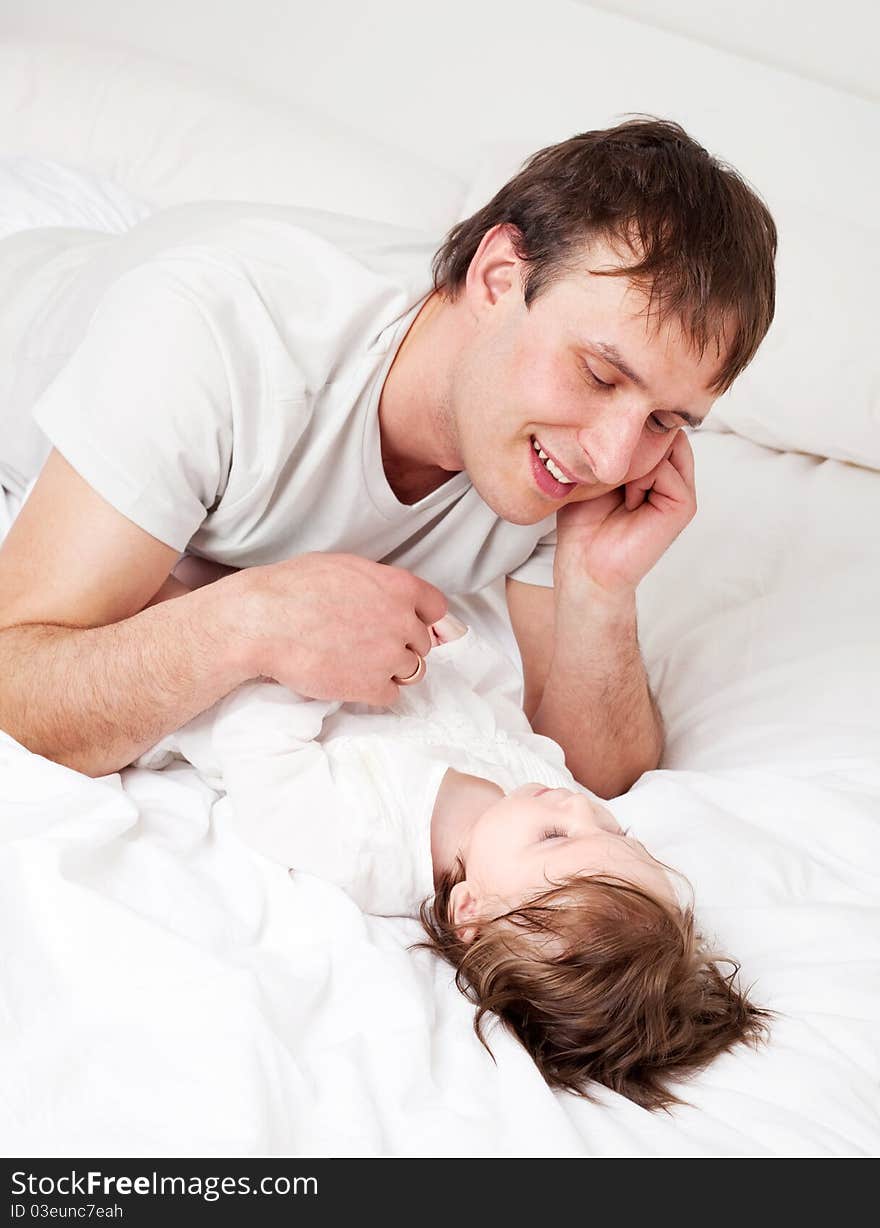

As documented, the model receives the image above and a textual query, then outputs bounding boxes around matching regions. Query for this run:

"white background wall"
[579,0,877,101]
[0,0,876,103]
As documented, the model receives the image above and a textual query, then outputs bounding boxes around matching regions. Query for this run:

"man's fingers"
[624,482,647,512]
[648,457,692,506]
[374,679,401,707]
[642,431,696,501]
[624,435,678,506]
[406,616,433,660]
[626,450,692,514]
[412,577,448,625]
[667,428,696,486]
[393,646,424,681]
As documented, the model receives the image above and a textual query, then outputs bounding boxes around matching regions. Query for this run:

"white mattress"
[1,430,878,1158]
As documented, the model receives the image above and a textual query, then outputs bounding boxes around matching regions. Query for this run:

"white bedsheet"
[1,431,878,1157]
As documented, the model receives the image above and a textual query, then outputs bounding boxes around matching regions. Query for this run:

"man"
[0,117,777,793]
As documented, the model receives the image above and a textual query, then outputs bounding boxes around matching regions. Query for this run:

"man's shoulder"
[95,201,437,366]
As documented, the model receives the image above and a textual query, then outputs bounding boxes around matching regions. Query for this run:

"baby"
[139,577,771,1111]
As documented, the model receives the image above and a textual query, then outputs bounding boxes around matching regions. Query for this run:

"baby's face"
[461,783,678,916]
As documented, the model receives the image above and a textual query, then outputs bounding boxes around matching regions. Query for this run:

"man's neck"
[430,768,503,886]
[379,450,458,505]
[377,290,463,502]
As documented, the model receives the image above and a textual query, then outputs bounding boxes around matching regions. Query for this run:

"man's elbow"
[586,727,665,799]
[585,764,644,801]
[619,721,665,795]
[0,701,115,779]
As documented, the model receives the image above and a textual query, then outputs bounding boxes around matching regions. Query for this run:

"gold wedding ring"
[393,654,426,686]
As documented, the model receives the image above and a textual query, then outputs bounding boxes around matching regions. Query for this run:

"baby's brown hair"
[411,858,773,1111]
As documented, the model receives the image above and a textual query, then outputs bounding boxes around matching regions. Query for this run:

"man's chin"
[476,486,563,526]
[568,482,614,504]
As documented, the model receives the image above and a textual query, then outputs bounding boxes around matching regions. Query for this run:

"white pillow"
[0,155,153,241]
[708,200,880,470]
[0,39,466,237]
[0,155,155,495]
[458,144,880,472]
[635,430,880,774]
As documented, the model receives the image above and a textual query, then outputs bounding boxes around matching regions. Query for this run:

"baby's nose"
[591,804,625,834]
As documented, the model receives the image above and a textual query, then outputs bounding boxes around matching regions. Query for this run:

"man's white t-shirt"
[18,201,557,594]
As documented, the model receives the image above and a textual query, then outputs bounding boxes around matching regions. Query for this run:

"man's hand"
[512,433,695,795]
[228,553,448,707]
[555,430,697,596]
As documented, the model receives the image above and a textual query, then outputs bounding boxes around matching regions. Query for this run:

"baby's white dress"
[135,626,584,917]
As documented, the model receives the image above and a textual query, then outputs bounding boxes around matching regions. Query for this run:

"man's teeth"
[532,437,574,484]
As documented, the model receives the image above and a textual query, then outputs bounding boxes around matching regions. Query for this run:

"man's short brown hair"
[431,115,777,396]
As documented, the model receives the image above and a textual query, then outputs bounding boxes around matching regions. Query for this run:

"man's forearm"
[0,578,252,778]
[531,582,664,798]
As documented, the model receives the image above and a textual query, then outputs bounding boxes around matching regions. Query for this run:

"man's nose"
[577,408,644,487]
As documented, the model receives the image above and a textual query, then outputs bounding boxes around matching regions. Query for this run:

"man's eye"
[583,363,613,390]
[646,414,676,434]
[541,827,567,841]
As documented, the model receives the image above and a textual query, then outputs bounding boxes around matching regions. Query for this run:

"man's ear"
[464,222,524,310]
[449,881,483,945]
